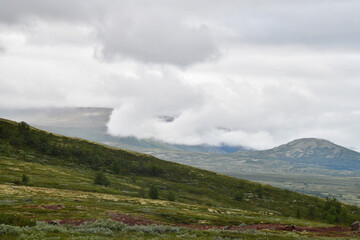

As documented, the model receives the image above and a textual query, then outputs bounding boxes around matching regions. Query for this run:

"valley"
[229,172,360,206]
[0,118,359,239]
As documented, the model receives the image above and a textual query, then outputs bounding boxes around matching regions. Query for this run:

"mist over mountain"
[0,107,248,154]
[1,107,359,176]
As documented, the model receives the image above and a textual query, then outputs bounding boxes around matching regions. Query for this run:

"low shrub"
[0,224,24,235]
[22,174,30,185]
[75,219,126,232]
[167,191,176,201]
[149,185,159,199]
[33,221,66,233]
[76,226,113,236]
[125,224,184,234]
[0,214,36,227]
[94,171,110,187]
[234,190,244,201]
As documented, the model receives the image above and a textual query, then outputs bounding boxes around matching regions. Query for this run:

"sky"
[1,0,360,150]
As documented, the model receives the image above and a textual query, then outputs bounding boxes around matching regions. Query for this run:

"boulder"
[48,220,59,225]
[283,225,296,231]
[351,221,360,231]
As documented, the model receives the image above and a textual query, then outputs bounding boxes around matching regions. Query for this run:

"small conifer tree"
[167,191,176,201]
[308,206,316,219]
[22,174,29,185]
[113,163,120,174]
[234,190,244,201]
[296,209,301,219]
[94,171,110,187]
[149,184,159,199]
[2,141,11,157]
[139,187,146,198]
[256,185,263,198]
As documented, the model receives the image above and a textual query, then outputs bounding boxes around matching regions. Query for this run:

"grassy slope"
[0,157,331,225]
[0,157,351,240]
[0,118,359,239]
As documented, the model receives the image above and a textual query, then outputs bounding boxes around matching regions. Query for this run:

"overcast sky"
[1,0,360,150]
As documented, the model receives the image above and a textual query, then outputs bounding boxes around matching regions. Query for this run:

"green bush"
[0,214,36,227]
[150,164,159,176]
[131,175,137,183]
[234,190,244,201]
[149,184,159,199]
[126,224,183,234]
[94,171,110,187]
[22,174,30,185]
[167,191,176,201]
[0,224,23,236]
[76,226,113,235]
[33,221,66,233]
[322,197,342,223]
[77,219,126,232]
[139,187,146,198]
[256,185,263,198]
[0,141,11,157]
[112,162,120,174]
[308,206,316,219]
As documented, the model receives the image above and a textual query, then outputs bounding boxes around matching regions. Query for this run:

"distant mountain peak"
[269,138,346,157]
[256,138,360,171]
[283,138,338,149]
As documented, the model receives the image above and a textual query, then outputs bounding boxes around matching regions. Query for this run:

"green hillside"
[0,118,359,239]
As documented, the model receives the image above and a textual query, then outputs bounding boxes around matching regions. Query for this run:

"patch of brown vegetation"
[23,204,65,210]
[59,219,95,226]
[41,204,65,210]
[108,213,154,226]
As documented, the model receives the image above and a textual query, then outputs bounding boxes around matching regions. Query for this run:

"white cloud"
[1,1,360,150]
[107,47,360,150]
[96,4,219,66]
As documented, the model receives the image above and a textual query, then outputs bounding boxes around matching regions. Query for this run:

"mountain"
[238,138,360,171]
[270,138,349,158]
[0,118,359,239]
[261,138,358,162]
[140,138,360,177]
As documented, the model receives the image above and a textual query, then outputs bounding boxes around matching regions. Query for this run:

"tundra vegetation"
[0,119,359,239]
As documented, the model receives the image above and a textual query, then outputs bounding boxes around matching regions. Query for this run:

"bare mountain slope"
[243,138,360,170]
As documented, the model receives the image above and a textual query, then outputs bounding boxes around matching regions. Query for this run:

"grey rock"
[351,221,360,231]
